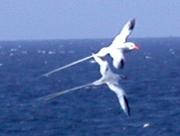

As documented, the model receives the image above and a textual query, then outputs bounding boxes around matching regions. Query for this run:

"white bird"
[91,53,130,116]
[96,18,139,69]
[40,53,130,116]
[42,19,139,77]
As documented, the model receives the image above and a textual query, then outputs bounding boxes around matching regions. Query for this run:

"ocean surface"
[0,37,180,136]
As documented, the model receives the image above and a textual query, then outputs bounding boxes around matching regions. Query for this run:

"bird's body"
[40,53,130,116]
[42,18,139,77]
[96,18,139,69]
[92,53,130,116]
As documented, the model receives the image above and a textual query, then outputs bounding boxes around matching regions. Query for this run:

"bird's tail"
[41,55,93,77]
[38,82,94,101]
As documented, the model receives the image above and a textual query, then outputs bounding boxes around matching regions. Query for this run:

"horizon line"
[0,36,179,42]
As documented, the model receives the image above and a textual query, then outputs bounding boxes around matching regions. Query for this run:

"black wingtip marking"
[123,95,131,117]
[119,59,124,69]
[129,18,136,30]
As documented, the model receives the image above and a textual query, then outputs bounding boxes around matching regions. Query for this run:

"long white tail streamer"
[39,82,94,101]
[41,55,92,77]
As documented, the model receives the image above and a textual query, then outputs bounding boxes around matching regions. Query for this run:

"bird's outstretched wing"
[107,83,130,116]
[120,95,130,116]
[92,53,109,75]
[109,49,125,69]
[110,19,135,48]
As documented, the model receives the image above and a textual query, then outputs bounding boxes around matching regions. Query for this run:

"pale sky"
[0,0,180,41]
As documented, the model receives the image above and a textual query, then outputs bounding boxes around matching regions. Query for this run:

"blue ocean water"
[0,38,180,135]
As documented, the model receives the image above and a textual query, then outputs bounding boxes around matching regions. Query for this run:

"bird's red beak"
[135,45,140,50]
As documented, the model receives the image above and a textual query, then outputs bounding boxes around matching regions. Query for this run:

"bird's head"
[124,42,140,51]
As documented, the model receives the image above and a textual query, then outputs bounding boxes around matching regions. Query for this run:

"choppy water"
[0,38,180,135]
